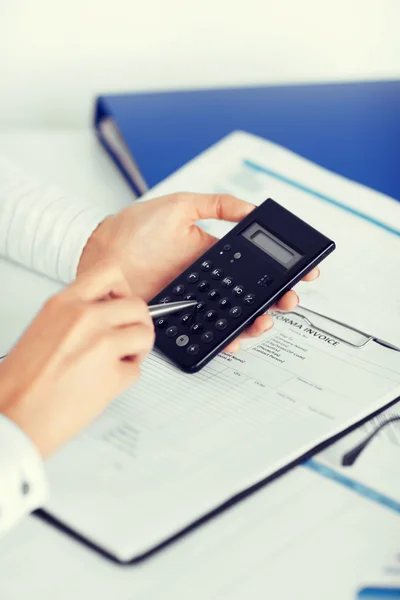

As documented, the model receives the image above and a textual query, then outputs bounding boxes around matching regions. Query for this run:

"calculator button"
[221,276,234,288]
[173,284,185,296]
[184,293,196,301]
[180,314,193,325]
[229,306,242,318]
[176,335,189,347]
[201,331,214,343]
[196,301,207,313]
[244,294,256,305]
[197,280,210,292]
[159,296,171,304]
[211,268,223,280]
[218,297,231,310]
[208,289,220,301]
[190,322,204,334]
[156,318,168,329]
[187,344,200,356]
[215,318,228,331]
[233,285,245,297]
[223,244,231,251]
[166,326,178,338]
[205,310,218,322]
[187,272,199,283]
[200,260,213,271]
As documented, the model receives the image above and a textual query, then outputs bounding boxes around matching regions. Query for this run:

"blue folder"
[94,80,400,201]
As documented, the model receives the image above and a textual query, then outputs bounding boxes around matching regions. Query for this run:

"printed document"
[44,131,400,562]
[45,312,400,561]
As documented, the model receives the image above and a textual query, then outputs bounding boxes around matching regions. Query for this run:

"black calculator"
[150,198,335,373]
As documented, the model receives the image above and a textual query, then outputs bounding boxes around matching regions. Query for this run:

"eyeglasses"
[341,413,400,467]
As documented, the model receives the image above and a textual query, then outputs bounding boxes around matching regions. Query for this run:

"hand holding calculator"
[150,198,335,372]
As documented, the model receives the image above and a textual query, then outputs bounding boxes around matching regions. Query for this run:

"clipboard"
[287,305,400,353]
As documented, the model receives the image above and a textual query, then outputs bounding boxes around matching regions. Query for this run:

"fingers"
[110,323,155,361]
[94,297,152,329]
[224,314,274,353]
[271,290,299,312]
[302,266,320,282]
[182,193,255,223]
[67,260,131,302]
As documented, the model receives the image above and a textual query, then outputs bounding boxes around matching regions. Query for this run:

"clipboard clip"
[277,305,400,352]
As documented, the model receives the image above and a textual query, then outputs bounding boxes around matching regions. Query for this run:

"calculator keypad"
[173,284,185,296]
[208,289,220,301]
[221,276,234,288]
[196,301,207,313]
[197,281,210,292]
[229,306,242,318]
[200,260,213,271]
[218,298,231,309]
[166,326,178,338]
[187,272,199,283]
[211,268,223,280]
[156,256,259,364]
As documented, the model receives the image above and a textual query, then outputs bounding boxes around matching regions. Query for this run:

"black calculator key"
[244,294,256,305]
[201,331,214,343]
[208,289,220,301]
[187,272,199,283]
[187,344,200,356]
[221,276,234,288]
[197,280,210,292]
[229,306,242,318]
[159,296,171,304]
[211,268,223,280]
[190,322,204,334]
[184,293,196,301]
[156,318,168,329]
[200,260,213,271]
[196,301,207,313]
[180,314,193,325]
[205,310,218,322]
[173,284,185,296]
[215,318,228,331]
[166,326,178,338]
[233,285,245,297]
[223,244,231,251]
[218,297,231,310]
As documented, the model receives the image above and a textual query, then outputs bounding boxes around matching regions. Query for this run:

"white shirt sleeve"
[0,156,113,535]
[0,415,48,536]
[0,155,112,283]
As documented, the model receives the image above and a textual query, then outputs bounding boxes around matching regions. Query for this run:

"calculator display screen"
[241,222,303,268]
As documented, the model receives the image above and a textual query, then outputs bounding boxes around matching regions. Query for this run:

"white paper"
[1,465,400,600]
[144,131,400,347]
[44,310,400,561]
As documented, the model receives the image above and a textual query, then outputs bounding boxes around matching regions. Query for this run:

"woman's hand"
[78,193,319,351]
[0,261,155,458]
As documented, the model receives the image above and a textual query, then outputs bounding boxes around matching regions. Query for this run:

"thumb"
[188,193,255,223]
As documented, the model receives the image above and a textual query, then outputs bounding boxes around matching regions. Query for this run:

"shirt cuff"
[0,415,48,536]
[56,207,112,284]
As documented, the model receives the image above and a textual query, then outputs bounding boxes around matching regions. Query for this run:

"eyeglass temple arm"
[341,415,400,467]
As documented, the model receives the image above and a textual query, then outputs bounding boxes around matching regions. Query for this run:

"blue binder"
[94,80,400,201]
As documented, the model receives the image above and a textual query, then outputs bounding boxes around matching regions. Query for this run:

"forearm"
[0,155,111,283]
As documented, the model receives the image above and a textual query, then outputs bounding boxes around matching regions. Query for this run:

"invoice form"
[44,313,400,561]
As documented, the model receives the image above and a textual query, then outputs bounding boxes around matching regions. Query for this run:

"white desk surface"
[0,131,398,599]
